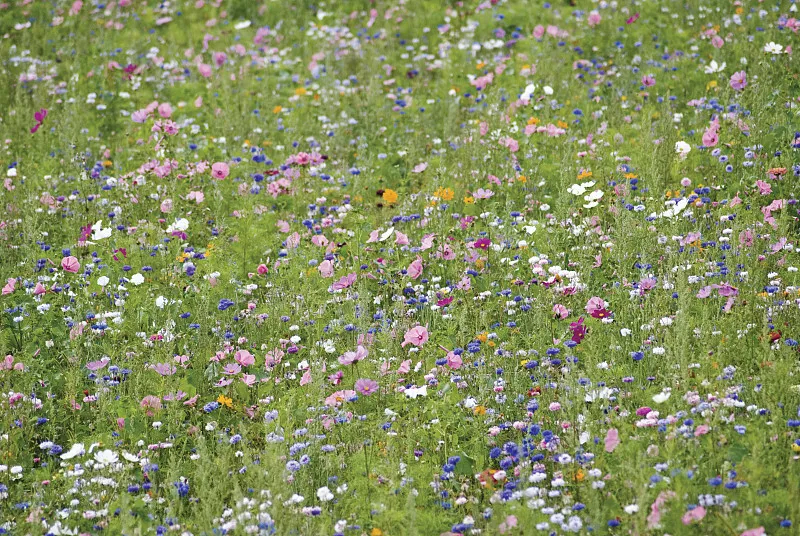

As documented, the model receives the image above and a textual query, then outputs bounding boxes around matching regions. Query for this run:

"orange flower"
[382,189,399,204]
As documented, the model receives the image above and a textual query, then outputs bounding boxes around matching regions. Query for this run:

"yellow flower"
[473,405,487,416]
[217,395,233,409]
[577,170,593,180]
[272,106,282,114]
[527,117,539,125]
[434,187,454,201]
[706,80,718,91]
[517,175,527,183]
[463,196,475,204]
[557,120,569,129]
[295,87,307,96]
[477,332,488,343]
[624,173,638,179]
[382,189,399,204]
[103,160,113,168]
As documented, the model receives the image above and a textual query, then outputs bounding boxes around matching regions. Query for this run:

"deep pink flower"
[474,238,491,250]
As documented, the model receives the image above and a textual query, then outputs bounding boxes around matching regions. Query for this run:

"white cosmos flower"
[97,276,109,287]
[234,20,251,30]
[652,391,671,404]
[130,273,145,285]
[166,218,189,233]
[661,197,689,219]
[404,385,427,399]
[122,452,140,463]
[91,220,112,240]
[764,42,784,54]
[567,183,588,196]
[675,141,691,159]
[704,60,725,74]
[521,83,537,101]
[94,449,118,465]
[61,443,85,460]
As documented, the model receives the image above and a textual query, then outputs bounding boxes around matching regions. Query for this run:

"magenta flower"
[30,108,48,133]
[641,75,655,87]
[569,317,587,344]
[474,238,491,250]
[354,378,379,396]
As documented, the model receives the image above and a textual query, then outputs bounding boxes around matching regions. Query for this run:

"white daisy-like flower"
[60,443,85,460]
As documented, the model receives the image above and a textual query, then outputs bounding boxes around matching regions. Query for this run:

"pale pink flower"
[61,256,80,273]
[682,506,706,525]
[401,326,429,348]
[211,162,229,179]
[318,260,335,277]
[407,256,423,279]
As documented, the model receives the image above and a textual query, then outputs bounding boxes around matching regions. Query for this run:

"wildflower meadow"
[2,0,800,534]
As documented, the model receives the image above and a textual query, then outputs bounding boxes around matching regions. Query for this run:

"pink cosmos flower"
[473,188,494,199]
[553,304,569,319]
[338,345,368,365]
[211,162,229,179]
[324,389,356,407]
[61,256,80,273]
[585,296,610,319]
[641,75,655,87]
[401,325,429,348]
[354,378,379,396]
[730,70,747,91]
